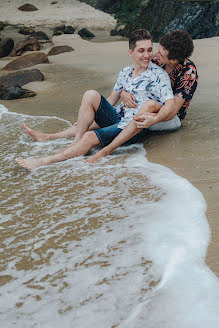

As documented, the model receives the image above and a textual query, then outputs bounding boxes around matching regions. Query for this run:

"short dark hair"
[129,29,152,51]
[160,30,194,62]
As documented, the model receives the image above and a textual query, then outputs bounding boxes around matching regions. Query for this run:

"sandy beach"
[0,1,219,326]
[1,32,218,273]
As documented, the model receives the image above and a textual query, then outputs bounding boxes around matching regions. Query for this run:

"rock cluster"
[0,19,96,100]
[53,25,75,36]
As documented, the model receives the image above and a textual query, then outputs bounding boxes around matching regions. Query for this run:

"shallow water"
[1,105,219,327]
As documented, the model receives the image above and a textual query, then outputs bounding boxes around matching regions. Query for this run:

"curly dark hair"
[160,30,194,62]
[129,29,152,51]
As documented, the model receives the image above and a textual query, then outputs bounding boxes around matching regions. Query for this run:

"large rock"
[31,31,49,40]
[80,0,219,40]
[0,86,36,100]
[78,28,95,38]
[47,45,74,56]
[18,3,38,11]
[0,69,44,88]
[11,38,40,56]
[53,25,75,36]
[0,38,14,58]
[63,26,75,34]
[3,52,49,71]
[123,0,219,40]
[18,26,35,35]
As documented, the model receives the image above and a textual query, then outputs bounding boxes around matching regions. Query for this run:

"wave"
[0,105,219,327]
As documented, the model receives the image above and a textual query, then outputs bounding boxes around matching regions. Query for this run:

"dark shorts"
[94,95,148,147]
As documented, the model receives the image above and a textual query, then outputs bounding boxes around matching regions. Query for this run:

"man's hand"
[121,90,137,108]
[134,112,156,128]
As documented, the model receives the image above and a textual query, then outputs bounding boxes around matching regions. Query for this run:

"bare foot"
[23,123,50,142]
[16,157,44,170]
[85,149,109,163]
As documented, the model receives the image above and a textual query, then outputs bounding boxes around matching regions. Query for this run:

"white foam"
[0,110,219,327]
[0,104,8,119]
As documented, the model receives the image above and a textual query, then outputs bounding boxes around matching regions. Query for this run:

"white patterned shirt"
[113,61,174,129]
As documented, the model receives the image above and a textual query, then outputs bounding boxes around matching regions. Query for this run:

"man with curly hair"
[86,29,198,163]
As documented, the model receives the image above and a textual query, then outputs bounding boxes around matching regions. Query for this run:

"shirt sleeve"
[174,64,198,102]
[157,70,174,104]
[113,69,125,92]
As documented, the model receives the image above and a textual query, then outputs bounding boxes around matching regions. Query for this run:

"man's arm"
[106,91,121,106]
[120,90,137,108]
[163,95,185,121]
[134,98,175,128]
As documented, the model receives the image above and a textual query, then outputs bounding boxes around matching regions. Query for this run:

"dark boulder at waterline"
[0,69,44,88]
[53,25,75,36]
[0,85,36,100]
[30,31,50,41]
[3,52,49,71]
[47,45,74,56]
[78,28,95,38]
[0,38,14,58]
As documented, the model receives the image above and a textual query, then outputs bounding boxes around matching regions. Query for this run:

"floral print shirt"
[113,61,174,129]
[152,57,198,120]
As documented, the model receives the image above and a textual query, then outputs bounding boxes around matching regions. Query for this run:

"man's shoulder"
[149,61,169,76]
[177,59,197,73]
[119,65,133,74]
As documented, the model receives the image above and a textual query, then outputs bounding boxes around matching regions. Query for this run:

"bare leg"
[85,120,141,163]
[73,90,101,143]
[85,100,162,163]
[23,121,100,142]
[16,131,100,170]
[23,90,101,142]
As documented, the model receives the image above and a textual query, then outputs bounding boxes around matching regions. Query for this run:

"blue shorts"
[94,95,148,147]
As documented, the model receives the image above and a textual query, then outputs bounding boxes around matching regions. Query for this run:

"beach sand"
[0,1,218,277]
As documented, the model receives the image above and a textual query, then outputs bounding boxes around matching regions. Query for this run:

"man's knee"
[82,90,101,109]
[82,131,100,146]
[83,90,100,101]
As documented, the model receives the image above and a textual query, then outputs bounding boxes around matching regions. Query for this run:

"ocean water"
[0,104,219,328]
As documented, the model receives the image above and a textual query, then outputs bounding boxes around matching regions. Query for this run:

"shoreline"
[0,2,218,277]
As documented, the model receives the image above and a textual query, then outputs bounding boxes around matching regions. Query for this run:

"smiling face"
[156,44,170,65]
[156,44,179,68]
[129,39,153,70]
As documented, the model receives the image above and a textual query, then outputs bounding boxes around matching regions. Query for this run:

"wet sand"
[0,32,219,276]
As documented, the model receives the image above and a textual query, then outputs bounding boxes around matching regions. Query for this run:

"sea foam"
[0,107,219,327]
